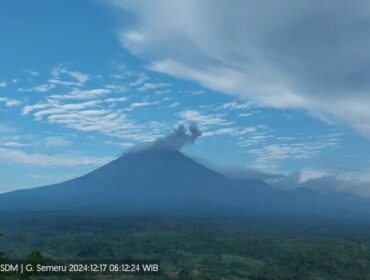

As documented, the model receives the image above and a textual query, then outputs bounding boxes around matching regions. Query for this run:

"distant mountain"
[0,149,369,219]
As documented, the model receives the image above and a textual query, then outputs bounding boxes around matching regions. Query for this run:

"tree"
[26,251,45,264]
[0,233,6,262]
[178,267,193,280]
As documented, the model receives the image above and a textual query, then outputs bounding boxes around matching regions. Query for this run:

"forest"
[1,213,370,279]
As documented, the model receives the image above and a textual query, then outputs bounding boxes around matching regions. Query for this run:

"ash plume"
[128,123,202,153]
[153,123,202,151]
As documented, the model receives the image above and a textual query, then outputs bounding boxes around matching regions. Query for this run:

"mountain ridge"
[0,149,369,219]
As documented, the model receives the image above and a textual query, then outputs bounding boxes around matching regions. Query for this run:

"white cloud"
[18,83,56,93]
[168,102,179,108]
[221,101,255,110]
[121,30,146,50]
[112,0,370,138]
[299,169,329,183]
[24,69,40,77]
[129,72,149,86]
[248,136,340,171]
[0,147,112,167]
[136,82,170,91]
[0,97,22,107]
[48,79,81,87]
[49,88,111,100]
[18,66,90,93]
[238,113,253,118]
[104,84,127,92]
[238,132,270,147]
[124,101,159,111]
[178,109,231,127]
[0,81,7,88]
[51,65,90,85]
[22,102,50,115]
[22,97,162,142]
[65,70,89,84]
[26,100,102,120]
[0,141,28,148]
[105,97,128,104]
[203,126,256,137]
[178,109,259,138]
[105,141,135,149]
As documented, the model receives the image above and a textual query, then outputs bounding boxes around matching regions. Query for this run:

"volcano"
[0,149,369,218]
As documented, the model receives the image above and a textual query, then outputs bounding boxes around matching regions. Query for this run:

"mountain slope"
[0,150,269,214]
[0,150,369,218]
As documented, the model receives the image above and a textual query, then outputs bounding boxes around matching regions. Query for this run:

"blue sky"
[1,0,370,194]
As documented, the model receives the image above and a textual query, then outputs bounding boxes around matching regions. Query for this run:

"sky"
[1,0,370,195]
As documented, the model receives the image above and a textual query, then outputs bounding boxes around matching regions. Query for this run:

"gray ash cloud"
[128,123,202,153]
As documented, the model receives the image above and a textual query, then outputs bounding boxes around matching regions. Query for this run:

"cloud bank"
[212,165,370,199]
[111,0,370,138]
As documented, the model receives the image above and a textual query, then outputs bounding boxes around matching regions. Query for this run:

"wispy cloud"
[18,83,56,93]
[136,82,170,91]
[51,65,90,85]
[179,110,232,127]
[0,137,29,147]
[0,147,112,167]
[0,97,22,107]
[168,102,179,108]
[18,66,91,93]
[128,72,149,87]
[21,97,161,142]
[22,102,50,115]
[23,69,40,77]
[203,126,257,137]
[44,136,72,148]
[248,134,340,171]
[112,0,370,138]
[49,88,111,100]
[220,101,255,110]
[124,101,159,111]
[14,64,178,143]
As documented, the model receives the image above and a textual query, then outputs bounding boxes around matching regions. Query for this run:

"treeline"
[2,218,370,279]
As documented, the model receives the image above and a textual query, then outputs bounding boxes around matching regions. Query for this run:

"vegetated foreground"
[1,214,370,279]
